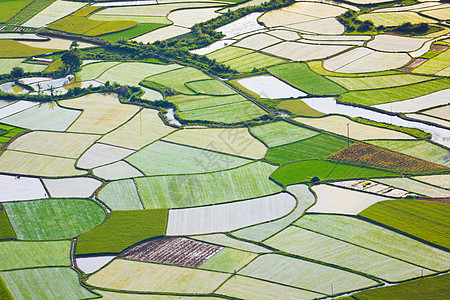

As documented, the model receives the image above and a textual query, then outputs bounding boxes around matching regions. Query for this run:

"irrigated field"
[250,121,319,147]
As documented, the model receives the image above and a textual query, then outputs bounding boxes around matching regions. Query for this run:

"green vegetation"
[353,117,431,139]
[265,133,351,164]
[224,52,286,73]
[0,40,59,58]
[146,67,210,94]
[327,74,434,91]
[339,79,450,106]
[3,199,106,240]
[0,0,33,22]
[0,267,97,299]
[351,273,450,300]
[0,212,15,241]
[3,0,54,27]
[359,200,450,250]
[76,209,168,255]
[0,123,27,145]
[99,23,168,42]
[414,48,450,74]
[250,121,319,147]
[276,99,324,117]
[0,276,13,300]
[271,160,398,185]
[185,79,236,96]
[207,46,253,62]
[200,248,257,273]
[168,94,245,111]
[268,63,347,95]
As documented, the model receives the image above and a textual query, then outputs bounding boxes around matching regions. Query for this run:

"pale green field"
[0,241,70,270]
[206,46,253,62]
[374,177,450,198]
[193,234,271,253]
[125,140,252,176]
[89,14,171,24]
[170,94,246,111]
[358,11,435,26]
[76,61,121,81]
[224,52,286,72]
[93,161,144,181]
[414,48,450,74]
[239,254,379,295]
[327,74,434,90]
[132,161,281,208]
[249,121,319,147]
[4,199,106,240]
[265,226,433,282]
[185,79,236,96]
[1,267,97,300]
[200,248,257,273]
[146,67,211,94]
[0,59,47,74]
[295,214,450,272]
[97,178,143,211]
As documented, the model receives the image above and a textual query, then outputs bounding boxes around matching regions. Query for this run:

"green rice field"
[0,212,15,241]
[249,121,319,147]
[0,40,59,58]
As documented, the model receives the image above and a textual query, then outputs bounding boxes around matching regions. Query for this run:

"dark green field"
[270,159,398,185]
[0,0,33,23]
[76,209,168,255]
[0,211,15,240]
[268,62,347,95]
[99,23,168,42]
[0,123,27,144]
[0,276,13,300]
[359,200,450,249]
[265,133,351,164]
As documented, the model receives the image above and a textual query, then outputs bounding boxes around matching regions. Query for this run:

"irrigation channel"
[301,97,450,149]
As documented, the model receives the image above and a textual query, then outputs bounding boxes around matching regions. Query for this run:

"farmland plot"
[265,226,433,282]
[295,214,450,271]
[0,58,47,75]
[19,38,93,50]
[163,128,267,159]
[358,11,435,27]
[216,12,265,38]
[412,174,450,189]
[327,74,432,91]
[308,184,387,215]
[132,25,190,44]
[0,175,47,202]
[169,94,246,111]
[77,143,135,169]
[23,1,86,28]
[206,46,253,63]
[146,67,211,94]
[95,290,222,300]
[236,75,307,99]
[42,177,102,198]
[93,161,144,181]
[133,162,281,208]
[1,267,97,300]
[408,113,450,128]
[239,254,379,295]
[0,241,70,270]
[260,10,317,27]
[97,179,143,210]
[223,52,286,73]
[283,2,347,18]
[4,198,106,240]
[125,141,252,176]
[165,192,296,235]
[76,61,121,81]
[0,102,81,131]
[119,237,222,267]
[0,40,60,58]
[234,33,282,50]
[266,29,300,41]
[199,247,257,273]
[193,234,271,253]
[167,7,221,28]
[367,35,429,52]
[185,79,236,96]
[421,104,450,120]
[250,121,319,147]
[264,41,350,61]
[76,255,116,274]
[87,259,230,293]
[373,178,450,198]
[332,50,411,73]
[414,48,450,74]
[0,211,15,241]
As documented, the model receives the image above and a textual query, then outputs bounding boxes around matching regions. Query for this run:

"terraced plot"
[0,123,26,144]
[146,67,211,94]
[169,94,246,111]
[23,0,86,28]
[358,11,435,27]
[328,74,433,91]
[0,40,59,58]
[200,247,257,273]
[250,121,319,147]
[414,48,450,75]
[185,79,236,96]
[0,58,47,74]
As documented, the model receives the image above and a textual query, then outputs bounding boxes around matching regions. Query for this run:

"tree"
[61,49,82,74]
[10,67,24,81]
[70,41,79,50]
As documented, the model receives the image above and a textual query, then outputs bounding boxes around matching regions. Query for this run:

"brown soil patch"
[400,58,427,72]
[416,197,450,204]
[431,44,448,52]
[119,237,222,268]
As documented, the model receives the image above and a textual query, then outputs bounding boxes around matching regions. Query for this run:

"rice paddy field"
[1,0,450,298]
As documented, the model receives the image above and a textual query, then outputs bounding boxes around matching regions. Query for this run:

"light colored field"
[61,93,140,134]
[1,267,97,300]
[199,248,257,273]
[87,259,230,293]
[76,255,116,274]
[374,2,440,12]
[266,226,433,282]
[335,51,411,73]
[367,139,450,168]
[125,141,251,176]
[0,151,85,177]
[234,33,281,51]
[237,75,306,99]
[217,12,265,39]
[23,0,86,28]
[42,177,102,198]
[168,7,220,28]
[179,100,266,123]
[133,162,281,209]
[0,102,81,131]
[0,58,47,74]
[223,52,286,73]
[77,143,134,169]
[97,3,223,16]
[358,12,435,27]
[166,192,296,235]
[20,38,93,50]
[0,33,47,40]
[163,127,267,159]
[412,174,450,189]
[260,10,317,27]
[367,35,428,52]
[422,104,450,120]
[95,290,222,300]
[286,17,345,35]
[415,7,450,20]
[374,178,450,197]
[93,161,144,181]
[239,254,378,295]
[308,184,387,215]
[146,67,210,94]
[264,41,350,61]
[0,101,38,119]
[206,46,253,62]
[414,48,450,74]
[185,79,236,96]
[324,47,373,71]
[193,234,271,253]
[97,62,181,86]
[8,131,99,159]
[190,39,236,55]
[0,241,70,270]
[283,2,347,18]
[0,175,47,202]
[407,113,450,128]
[250,121,319,147]
[295,214,450,272]
[89,14,170,24]
[302,34,372,42]
[373,88,450,112]
[97,178,143,210]
[133,25,190,43]
[294,115,412,140]
[266,29,300,41]
[217,275,322,300]
[232,184,315,242]
[99,108,176,150]
[327,74,432,90]
[77,61,121,81]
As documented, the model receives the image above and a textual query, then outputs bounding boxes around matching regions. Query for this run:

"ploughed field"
[0,0,449,299]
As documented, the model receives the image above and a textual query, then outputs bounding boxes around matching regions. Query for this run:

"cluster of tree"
[337,9,430,34]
